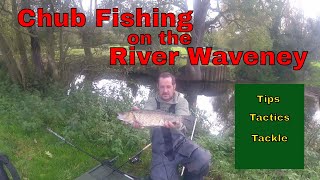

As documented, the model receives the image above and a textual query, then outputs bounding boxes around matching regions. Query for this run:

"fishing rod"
[105,143,152,179]
[47,127,139,179]
[180,113,198,176]
[47,128,114,164]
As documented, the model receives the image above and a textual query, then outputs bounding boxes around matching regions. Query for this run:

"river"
[70,73,320,136]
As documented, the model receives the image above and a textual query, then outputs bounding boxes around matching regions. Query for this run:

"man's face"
[158,77,176,101]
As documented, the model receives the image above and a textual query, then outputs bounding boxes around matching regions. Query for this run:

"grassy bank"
[1,71,320,179]
[0,117,152,179]
[0,74,150,179]
[0,122,98,179]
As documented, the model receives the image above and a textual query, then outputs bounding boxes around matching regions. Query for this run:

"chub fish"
[117,110,194,127]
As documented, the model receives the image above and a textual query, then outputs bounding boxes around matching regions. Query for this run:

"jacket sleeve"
[175,97,190,116]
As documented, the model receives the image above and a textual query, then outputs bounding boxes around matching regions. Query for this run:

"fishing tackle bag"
[0,153,20,180]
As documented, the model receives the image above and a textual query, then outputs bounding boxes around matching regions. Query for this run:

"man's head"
[157,72,176,101]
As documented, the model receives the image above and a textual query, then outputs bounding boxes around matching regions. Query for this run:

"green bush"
[0,73,148,156]
[63,87,148,155]
[1,69,320,179]
[235,63,278,82]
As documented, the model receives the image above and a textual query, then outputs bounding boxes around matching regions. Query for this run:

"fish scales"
[117,110,186,127]
[133,110,181,126]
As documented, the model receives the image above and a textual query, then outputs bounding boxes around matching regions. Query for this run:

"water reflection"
[67,75,85,95]
[70,74,320,135]
[314,110,320,124]
[90,78,227,135]
[93,79,151,104]
[305,94,320,126]
[312,97,320,124]
[196,96,224,135]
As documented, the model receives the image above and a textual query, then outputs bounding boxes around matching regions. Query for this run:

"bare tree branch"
[221,13,245,29]
[205,12,223,29]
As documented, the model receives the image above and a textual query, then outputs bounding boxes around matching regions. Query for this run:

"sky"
[186,0,320,19]
[291,0,320,18]
[83,0,320,19]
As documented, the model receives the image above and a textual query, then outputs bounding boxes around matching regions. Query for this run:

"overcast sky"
[82,0,320,19]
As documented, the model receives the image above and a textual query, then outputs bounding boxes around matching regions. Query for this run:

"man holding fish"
[118,72,212,180]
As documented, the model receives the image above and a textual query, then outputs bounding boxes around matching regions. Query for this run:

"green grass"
[307,61,320,85]
[1,69,320,179]
[311,61,320,68]
[0,76,151,179]
[68,46,187,57]
[0,120,98,179]
[68,49,85,56]
[68,48,110,57]
[0,116,152,179]
[171,47,187,55]
[0,119,152,179]
[2,115,320,180]
[66,46,225,69]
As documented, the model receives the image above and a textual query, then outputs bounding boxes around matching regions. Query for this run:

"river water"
[71,73,320,136]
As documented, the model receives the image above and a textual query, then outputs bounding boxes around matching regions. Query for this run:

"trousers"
[150,139,211,180]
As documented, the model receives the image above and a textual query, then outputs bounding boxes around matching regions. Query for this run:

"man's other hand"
[133,121,142,128]
[132,106,140,111]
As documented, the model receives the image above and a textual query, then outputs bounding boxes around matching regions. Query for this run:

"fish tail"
[117,113,125,121]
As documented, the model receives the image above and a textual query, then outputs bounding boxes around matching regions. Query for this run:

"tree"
[11,0,29,87]
[185,0,268,80]
[21,0,45,79]
[0,30,23,84]
[0,0,23,85]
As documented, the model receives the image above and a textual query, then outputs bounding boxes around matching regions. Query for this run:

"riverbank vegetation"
[1,0,320,88]
[1,0,320,179]
[1,71,320,179]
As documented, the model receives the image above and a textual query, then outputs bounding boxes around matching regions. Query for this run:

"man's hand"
[132,106,140,111]
[164,120,181,129]
[133,121,142,128]
[132,106,142,128]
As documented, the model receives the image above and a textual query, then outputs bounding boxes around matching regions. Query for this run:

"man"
[133,72,211,180]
